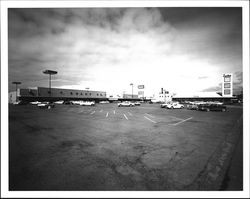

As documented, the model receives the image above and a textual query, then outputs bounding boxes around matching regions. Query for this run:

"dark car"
[186,103,198,110]
[197,103,227,112]
[63,101,73,105]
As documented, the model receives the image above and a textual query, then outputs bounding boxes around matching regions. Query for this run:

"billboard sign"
[138,85,144,89]
[222,73,233,97]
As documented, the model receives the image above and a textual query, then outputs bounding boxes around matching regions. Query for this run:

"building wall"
[158,93,172,103]
[37,87,106,99]
[9,87,107,102]
[123,94,139,99]
[20,88,38,97]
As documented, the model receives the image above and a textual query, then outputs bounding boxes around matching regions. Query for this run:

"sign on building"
[222,73,233,97]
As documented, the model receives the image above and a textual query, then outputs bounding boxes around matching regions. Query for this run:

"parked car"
[99,101,110,104]
[54,100,64,104]
[30,101,41,105]
[37,102,55,109]
[71,100,81,105]
[166,102,184,109]
[207,101,224,105]
[186,103,198,110]
[134,101,141,106]
[63,101,73,105]
[197,103,227,112]
[118,101,135,107]
[80,101,95,106]
[161,102,171,108]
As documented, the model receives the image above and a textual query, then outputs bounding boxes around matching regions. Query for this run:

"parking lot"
[9,103,243,190]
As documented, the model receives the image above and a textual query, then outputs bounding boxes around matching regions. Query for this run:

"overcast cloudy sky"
[8,7,242,96]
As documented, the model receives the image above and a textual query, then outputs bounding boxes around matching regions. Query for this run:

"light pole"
[12,81,21,103]
[130,83,133,99]
[43,70,57,97]
[164,89,166,103]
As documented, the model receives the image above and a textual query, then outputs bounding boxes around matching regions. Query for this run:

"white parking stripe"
[145,113,155,118]
[124,114,128,120]
[106,112,109,117]
[114,110,115,114]
[169,115,183,121]
[100,109,103,112]
[144,116,157,124]
[172,117,193,126]
[90,111,95,115]
[128,112,132,116]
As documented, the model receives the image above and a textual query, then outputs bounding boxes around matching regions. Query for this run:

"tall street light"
[130,83,133,99]
[43,70,57,97]
[12,81,21,103]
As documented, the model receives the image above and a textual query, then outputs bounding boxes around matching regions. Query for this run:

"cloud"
[202,84,222,92]
[198,76,208,79]
[202,71,243,95]
[8,8,175,92]
[8,8,242,95]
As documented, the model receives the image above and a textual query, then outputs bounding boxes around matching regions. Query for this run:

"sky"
[8,7,243,96]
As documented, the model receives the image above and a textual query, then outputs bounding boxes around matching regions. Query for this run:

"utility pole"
[130,83,133,99]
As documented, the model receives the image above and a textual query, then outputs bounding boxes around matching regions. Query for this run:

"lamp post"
[130,83,133,99]
[12,81,21,103]
[43,70,57,97]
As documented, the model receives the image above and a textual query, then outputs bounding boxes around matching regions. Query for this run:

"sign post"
[222,73,233,97]
[138,85,145,99]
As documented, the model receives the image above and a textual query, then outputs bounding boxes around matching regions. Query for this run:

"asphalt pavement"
[8,103,243,190]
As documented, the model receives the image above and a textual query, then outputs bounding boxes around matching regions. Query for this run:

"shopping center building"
[9,87,107,103]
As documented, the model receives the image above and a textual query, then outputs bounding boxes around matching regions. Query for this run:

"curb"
[189,115,243,190]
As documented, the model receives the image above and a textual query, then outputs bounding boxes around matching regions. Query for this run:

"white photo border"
[1,1,249,198]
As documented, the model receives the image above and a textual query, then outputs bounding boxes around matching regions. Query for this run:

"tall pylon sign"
[222,73,233,97]
[138,85,145,99]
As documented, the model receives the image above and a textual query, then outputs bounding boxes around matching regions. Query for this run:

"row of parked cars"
[160,101,227,112]
[29,100,96,109]
[117,101,141,107]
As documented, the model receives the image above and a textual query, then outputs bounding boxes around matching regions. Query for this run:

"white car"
[30,101,41,105]
[134,101,141,106]
[118,101,135,107]
[54,100,64,104]
[79,101,95,106]
[71,101,81,105]
[99,101,110,104]
[13,101,21,105]
[37,102,55,109]
[161,102,171,108]
[166,102,184,109]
